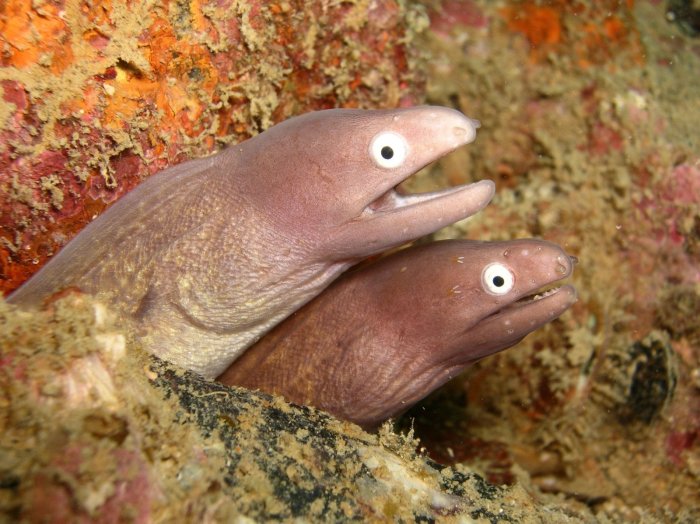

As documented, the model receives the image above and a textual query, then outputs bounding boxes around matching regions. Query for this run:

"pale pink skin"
[8,107,494,378]
[219,239,577,429]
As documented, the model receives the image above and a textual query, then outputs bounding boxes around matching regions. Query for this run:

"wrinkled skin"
[219,239,577,429]
[9,107,494,378]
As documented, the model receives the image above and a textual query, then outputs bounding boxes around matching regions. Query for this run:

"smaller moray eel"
[219,239,577,429]
[8,107,494,378]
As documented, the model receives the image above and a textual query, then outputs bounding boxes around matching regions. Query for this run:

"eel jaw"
[452,284,578,364]
[502,285,573,314]
[363,185,472,215]
[332,179,495,259]
[488,284,578,326]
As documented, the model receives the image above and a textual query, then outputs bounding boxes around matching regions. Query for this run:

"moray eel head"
[424,239,578,363]
[219,238,577,429]
[236,106,493,259]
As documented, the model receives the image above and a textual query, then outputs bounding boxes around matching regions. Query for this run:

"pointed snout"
[503,240,575,293]
[419,106,479,148]
[398,106,479,153]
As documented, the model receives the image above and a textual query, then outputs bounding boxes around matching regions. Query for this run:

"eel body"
[219,239,577,429]
[8,107,494,378]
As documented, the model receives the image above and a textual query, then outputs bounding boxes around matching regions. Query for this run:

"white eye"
[481,263,515,295]
[369,131,408,169]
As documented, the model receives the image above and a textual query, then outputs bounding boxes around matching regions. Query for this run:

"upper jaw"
[360,107,481,216]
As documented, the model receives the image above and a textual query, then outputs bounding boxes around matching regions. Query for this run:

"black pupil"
[492,276,505,287]
[381,146,394,159]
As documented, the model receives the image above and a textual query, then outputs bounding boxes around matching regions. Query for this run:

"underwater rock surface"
[1,295,595,522]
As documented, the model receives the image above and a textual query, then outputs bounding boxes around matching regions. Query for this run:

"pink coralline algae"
[634,161,700,257]
[0,0,426,295]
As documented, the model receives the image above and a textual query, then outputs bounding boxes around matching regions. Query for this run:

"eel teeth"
[528,287,562,302]
[512,286,563,307]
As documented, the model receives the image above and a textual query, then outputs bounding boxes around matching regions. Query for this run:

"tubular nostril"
[452,120,478,143]
[555,254,574,275]
[452,126,470,137]
[569,255,579,266]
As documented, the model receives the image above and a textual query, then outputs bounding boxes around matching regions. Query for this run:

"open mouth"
[487,285,570,321]
[364,185,474,216]
[515,286,564,305]
[335,179,494,259]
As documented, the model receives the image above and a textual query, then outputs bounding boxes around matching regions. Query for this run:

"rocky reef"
[1,294,595,522]
[1,0,699,522]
